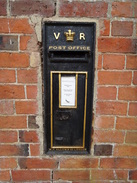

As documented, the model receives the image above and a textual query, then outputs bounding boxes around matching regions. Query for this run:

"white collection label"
[61,76,76,106]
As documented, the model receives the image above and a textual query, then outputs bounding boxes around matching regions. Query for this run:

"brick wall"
[0,0,137,182]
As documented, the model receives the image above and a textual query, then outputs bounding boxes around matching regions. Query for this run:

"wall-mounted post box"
[43,22,96,154]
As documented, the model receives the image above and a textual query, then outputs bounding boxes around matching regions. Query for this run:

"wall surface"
[0,0,137,182]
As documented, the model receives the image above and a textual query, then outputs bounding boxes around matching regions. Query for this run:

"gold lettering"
[53,46,57,49]
[80,33,85,40]
[49,46,53,49]
[54,32,60,40]
[68,46,72,50]
[62,46,66,50]
[87,46,90,51]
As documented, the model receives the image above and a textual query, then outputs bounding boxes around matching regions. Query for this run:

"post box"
[43,22,96,154]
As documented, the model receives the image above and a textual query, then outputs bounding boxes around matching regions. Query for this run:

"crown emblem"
[64,29,75,41]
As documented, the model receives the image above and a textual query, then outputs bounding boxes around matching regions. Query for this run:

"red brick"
[100,19,110,36]
[133,71,137,85]
[30,144,40,156]
[129,103,137,116]
[0,70,15,83]
[0,145,29,156]
[59,1,108,18]
[98,71,132,85]
[94,144,112,156]
[118,87,137,101]
[11,0,55,17]
[94,116,114,129]
[100,158,137,169]
[0,116,27,129]
[0,0,6,16]
[0,101,14,115]
[114,145,137,157]
[97,86,117,100]
[12,170,50,181]
[53,170,90,181]
[103,54,125,70]
[20,36,31,50]
[94,130,125,143]
[96,101,127,115]
[129,170,137,180]
[19,131,39,143]
[16,101,38,114]
[134,2,137,18]
[126,132,137,144]
[0,171,10,181]
[98,38,137,53]
[17,69,37,83]
[0,18,33,34]
[0,158,17,169]
[60,158,98,168]
[19,158,57,169]
[0,53,29,68]
[116,117,137,130]
[111,2,133,17]
[0,131,18,143]
[98,54,102,69]
[126,55,137,70]
[27,85,37,99]
[0,85,25,99]
[112,21,133,36]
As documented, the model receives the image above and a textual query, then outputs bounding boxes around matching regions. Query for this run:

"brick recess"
[0,0,136,182]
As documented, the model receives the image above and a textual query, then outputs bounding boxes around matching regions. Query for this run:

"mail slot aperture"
[43,22,96,154]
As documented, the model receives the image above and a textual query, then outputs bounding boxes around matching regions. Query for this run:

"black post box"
[43,22,96,154]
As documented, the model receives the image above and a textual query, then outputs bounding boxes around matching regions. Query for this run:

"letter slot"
[43,22,96,154]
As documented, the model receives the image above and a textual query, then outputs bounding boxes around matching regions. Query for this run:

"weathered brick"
[96,101,127,115]
[60,158,98,168]
[0,145,29,156]
[19,131,39,143]
[116,117,137,130]
[27,85,37,99]
[0,158,17,169]
[11,0,55,17]
[0,53,29,68]
[97,86,117,100]
[99,19,110,36]
[126,55,137,70]
[59,1,108,18]
[0,85,25,99]
[94,116,114,129]
[94,144,112,156]
[98,71,132,85]
[100,158,137,169]
[0,0,7,16]
[0,18,33,34]
[126,132,137,144]
[129,103,137,116]
[0,131,18,143]
[114,145,137,157]
[30,144,40,156]
[97,54,102,69]
[19,158,57,169]
[20,36,31,50]
[118,87,137,101]
[103,54,125,70]
[98,38,137,53]
[0,70,15,83]
[0,101,14,115]
[134,2,137,18]
[94,130,125,143]
[0,35,18,51]
[0,116,27,129]
[53,170,90,181]
[28,116,39,129]
[133,71,137,85]
[112,21,133,36]
[111,2,133,17]
[17,69,37,83]
[0,171,10,181]
[129,170,137,180]
[16,101,38,114]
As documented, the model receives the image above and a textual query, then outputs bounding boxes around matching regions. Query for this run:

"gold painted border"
[50,71,88,150]
[59,73,78,108]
